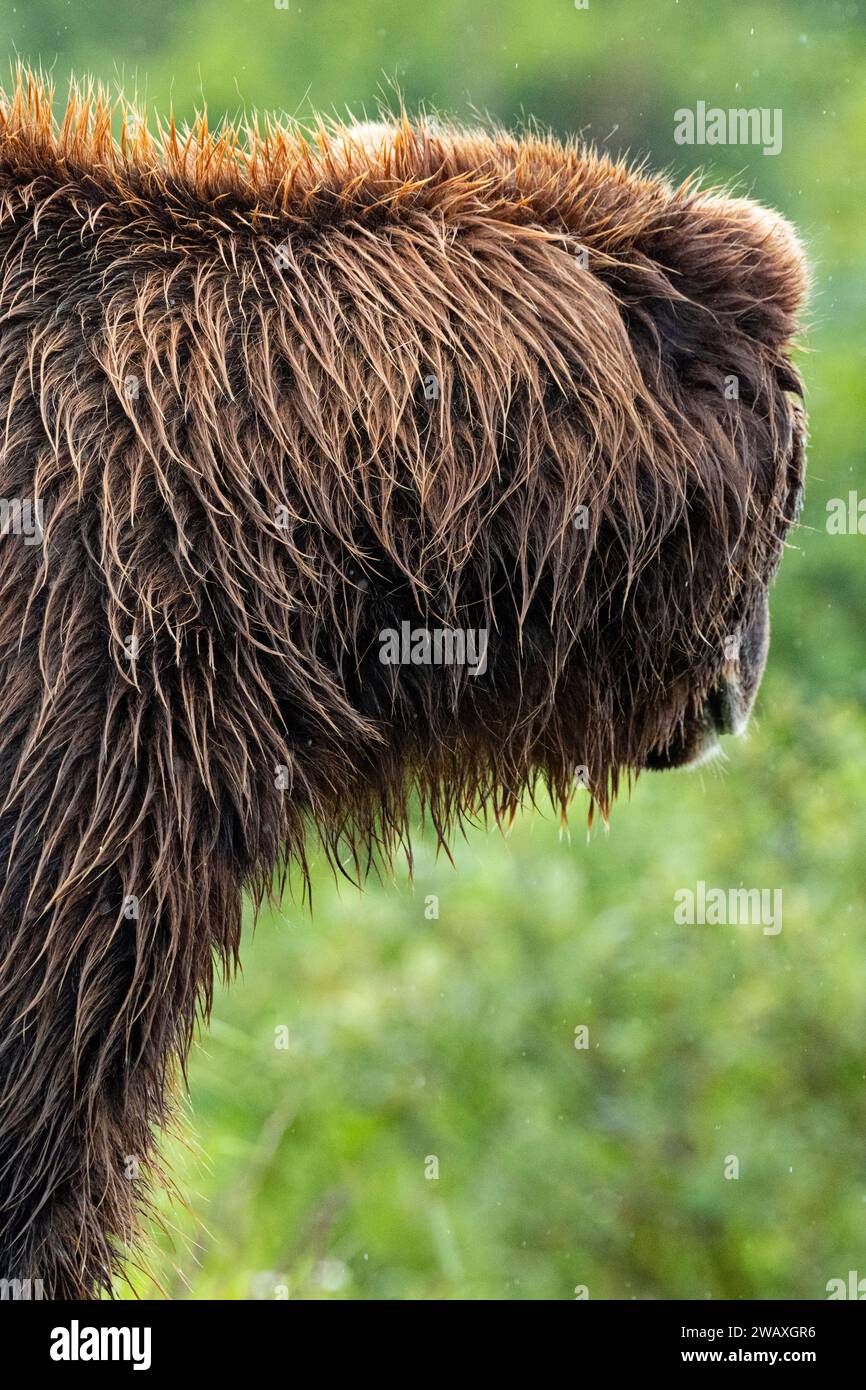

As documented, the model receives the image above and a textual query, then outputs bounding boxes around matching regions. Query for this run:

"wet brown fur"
[0,71,807,1297]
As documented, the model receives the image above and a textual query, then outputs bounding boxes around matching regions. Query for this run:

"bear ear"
[679,192,809,350]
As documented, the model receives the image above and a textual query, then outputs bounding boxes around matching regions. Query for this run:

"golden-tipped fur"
[0,69,806,1296]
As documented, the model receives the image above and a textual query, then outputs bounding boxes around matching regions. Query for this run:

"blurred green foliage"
[2,0,864,1299]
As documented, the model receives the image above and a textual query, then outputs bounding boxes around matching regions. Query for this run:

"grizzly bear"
[0,71,806,1297]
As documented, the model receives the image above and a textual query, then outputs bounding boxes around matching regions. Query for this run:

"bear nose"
[709,593,771,737]
[704,676,749,737]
